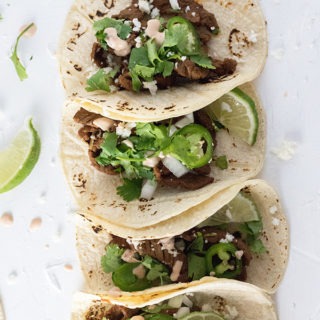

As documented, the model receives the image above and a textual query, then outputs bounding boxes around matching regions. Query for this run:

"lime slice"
[205,87,259,145]
[0,119,41,193]
[198,191,260,227]
[179,311,224,320]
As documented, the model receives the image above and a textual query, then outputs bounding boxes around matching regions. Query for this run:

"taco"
[76,179,288,294]
[72,279,277,320]
[60,83,265,229]
[58,0,267,122]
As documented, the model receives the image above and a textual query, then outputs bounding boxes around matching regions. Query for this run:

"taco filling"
[85,293,236,320]
[74,107,219,201]
[87,0,237,94]
[99,190,266,292]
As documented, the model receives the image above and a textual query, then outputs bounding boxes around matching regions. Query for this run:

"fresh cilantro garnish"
[187,253,207,280]
[101,244,125,273]
[240,219,266,254]
[142,256,170,284]
[85,68,118,92]
[117,178,143,202]
[215,155,228,170]
[190,55,216,69]
[10,23,35,81]
[188,233,204,252]
[94,17,132,49]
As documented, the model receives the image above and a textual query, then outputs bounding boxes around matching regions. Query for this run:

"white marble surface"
[0,0,319,319]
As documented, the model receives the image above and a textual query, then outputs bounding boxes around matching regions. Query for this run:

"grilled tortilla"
[58,0,267,122]
[72,279,277,320]
[60,83,265,229]
[76,179,288,294]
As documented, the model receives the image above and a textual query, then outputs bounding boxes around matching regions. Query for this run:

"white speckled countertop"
[0,0,319,319]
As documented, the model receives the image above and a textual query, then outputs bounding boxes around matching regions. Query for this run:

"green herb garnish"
[86,68,119,92]
[10,23,35,81]
[101,244,125,273]
[215,155,228,170]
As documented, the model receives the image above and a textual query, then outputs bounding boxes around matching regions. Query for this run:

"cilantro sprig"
[10,23,35,81]
[86,67,119,92]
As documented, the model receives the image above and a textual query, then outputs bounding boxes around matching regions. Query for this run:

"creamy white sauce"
[105,27,131,57]
[145,19,165,46]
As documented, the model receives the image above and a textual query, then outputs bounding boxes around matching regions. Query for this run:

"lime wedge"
[198,191,260,227]
[179,311,224,320]
[205,87,259,145]
[0,119,41,193]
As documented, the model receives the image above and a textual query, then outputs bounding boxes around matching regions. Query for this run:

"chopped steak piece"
[74,107,102,126]
[112,2,146,21]
[91,43,109,68]
[160,172,214,190]
[175,59,210,80]
[194,109,216,138]
[210,58,237,78]
[103,305,139,320]
[118,71,133,91]
[194,164,211,175]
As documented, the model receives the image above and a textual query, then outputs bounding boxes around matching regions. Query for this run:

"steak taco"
[58,0,267,121]
[72,279,277,320]
[60,83,265,229]
[76,180,288,294]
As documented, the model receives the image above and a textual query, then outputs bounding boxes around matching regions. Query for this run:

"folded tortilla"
[76,179,288,294]
[72,279,277,320]
[58,0,267,122]
[60,83,265,229]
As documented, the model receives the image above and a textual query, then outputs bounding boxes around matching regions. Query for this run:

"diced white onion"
[175,307,190,319]
[182,295,193,308]
[168,295,184,309]
[175,113,194,128]
[140,180,157,200]
[122,139,134,149]
[169,125,178,136]
[169,0,181,10]
[163,156,189,178]
[143,156,160,168]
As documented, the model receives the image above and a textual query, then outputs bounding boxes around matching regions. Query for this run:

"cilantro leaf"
[10,23,35,81]
[187,253,207,280]
[215,155,228,170]
[85,68,118,92]
[93,17,132,40]
[190,55,216,69]
[117,178,143,201]
[249,238,266,254]
[129,47,151,69]
[101,244,125,273]
[142,256,169,283]
[132,65,155,80]
[188,233,204,252]
[100,132,118,156]
[147,39,162,66]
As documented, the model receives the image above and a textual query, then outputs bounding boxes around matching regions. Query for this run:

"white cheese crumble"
[151,7,160,18]
[169,0,180,10]
[272,218,280,226]
[132,18,141,32]
[185,5,190,12]
[181,56,187,61]
[135,36,142,48]
[139,0,152,14]
[235,250,244,260]
[116,122,136,138]
[220,233,234,243]
[248,30,257,43]
[271,140,298,161]
[143,80,158,95]
[269,205,278,215]
[191,12,196,17]
[210,26,216,31]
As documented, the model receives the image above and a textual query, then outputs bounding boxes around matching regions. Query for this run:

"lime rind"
[206,87,259,146]
[0,119,41,193]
